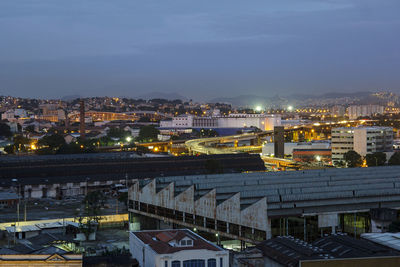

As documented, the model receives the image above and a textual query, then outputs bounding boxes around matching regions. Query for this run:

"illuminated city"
[1,1,400,266]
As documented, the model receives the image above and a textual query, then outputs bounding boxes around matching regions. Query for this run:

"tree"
[12,135,30,152]
[38,133,66,150]
[77,191,106,241]
[366,152,386,167]
[389,152,400,165]
[138,125,159,142]
[25,125,36,134]
[118,192,128,207]
[107,127,129,140]
[0,123,12,138]
[3,145,15,154]
[343,150,363,168]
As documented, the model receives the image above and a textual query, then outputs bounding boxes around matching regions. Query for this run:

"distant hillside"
[137,92,187,101]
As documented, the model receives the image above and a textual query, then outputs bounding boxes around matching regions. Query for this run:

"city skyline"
[0,0,399,100]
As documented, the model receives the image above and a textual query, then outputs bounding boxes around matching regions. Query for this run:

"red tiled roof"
[133,229,222,255]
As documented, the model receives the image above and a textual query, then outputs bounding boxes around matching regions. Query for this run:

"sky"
[0,0,399,100]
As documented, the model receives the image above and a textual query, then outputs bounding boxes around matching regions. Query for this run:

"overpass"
[129,166,400,243]
[185,132,270,155]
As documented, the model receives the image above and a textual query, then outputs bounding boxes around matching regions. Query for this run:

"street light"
[126,136,132,142]
[287,106,294,112]
[255,106,262,112]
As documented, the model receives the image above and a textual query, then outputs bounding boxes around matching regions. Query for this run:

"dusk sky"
[0,0,399,100]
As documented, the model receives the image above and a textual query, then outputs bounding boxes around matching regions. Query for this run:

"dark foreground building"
[0,153,265,199]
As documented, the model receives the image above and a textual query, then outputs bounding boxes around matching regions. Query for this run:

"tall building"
[331,126,393,163]
[347,105,385,120]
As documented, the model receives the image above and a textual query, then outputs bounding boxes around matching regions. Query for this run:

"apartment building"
[331,126,393,163]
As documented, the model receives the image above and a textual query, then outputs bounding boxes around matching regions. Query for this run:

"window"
[183,259,205,267]
[186,239,192,246]
[220,258,223,267]
[181,240,187,246]
[165,261,168,267]
[172,261,181,267]
[207,259,216,267]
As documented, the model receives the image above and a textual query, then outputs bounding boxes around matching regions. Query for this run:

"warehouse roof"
[146,166,400,216]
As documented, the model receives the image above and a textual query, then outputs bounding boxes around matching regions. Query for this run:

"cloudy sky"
[0,0,399,100]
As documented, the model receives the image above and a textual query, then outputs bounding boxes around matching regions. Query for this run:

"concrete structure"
[130,229,228,267]
[273,126,285,158]
[331,126,393,163]
[348,105,385,119]
[0,153,264,199]
[160,114,281,131]
[128,166,400,243]
[262,141,330,157]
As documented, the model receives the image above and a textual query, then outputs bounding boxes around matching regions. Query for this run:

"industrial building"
[0,153,264,199]
[160,114,281,132]
[252,234,400,267]
[331,126,393,163]
[128,166,400,244]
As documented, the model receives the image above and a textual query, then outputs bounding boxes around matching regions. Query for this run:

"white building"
[331,126,393,163]
[1,109,27,121]
[160,114,281,131]
[130,229,229,267]
[262,141,331,157]
[347,105,385,120]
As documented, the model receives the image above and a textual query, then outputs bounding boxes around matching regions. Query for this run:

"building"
[293,149,331,164]
[262,141,330,157]
[128,166,400,244]
[160,114,281,132]
[1,109,27,122]
[331,126,393,163]
[129,229,228,267]
[347,105,384,120]
[0,153,265,199]
[0,253,82,266]
[0,192,19,209]
[253,235,400,267]
[331,105,346,117]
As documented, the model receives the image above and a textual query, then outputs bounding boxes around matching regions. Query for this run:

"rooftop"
[362,232,400,252]
[132,229,224,255]
[256,234,400,267]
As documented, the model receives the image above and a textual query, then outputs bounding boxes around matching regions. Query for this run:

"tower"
[79,100,85,140]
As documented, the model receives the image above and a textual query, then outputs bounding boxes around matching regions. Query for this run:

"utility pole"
[116,199,119,214]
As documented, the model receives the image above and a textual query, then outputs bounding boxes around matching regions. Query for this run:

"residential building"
[347,105,385,120]
[129,229,229,267]
[331,126,393,163]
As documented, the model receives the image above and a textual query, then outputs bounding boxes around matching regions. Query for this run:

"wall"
[157,249,229,267]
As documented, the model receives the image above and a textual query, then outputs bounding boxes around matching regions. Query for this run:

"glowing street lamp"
[126,136,132,142]
[255,106,262,112]
[287,105,294,112]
